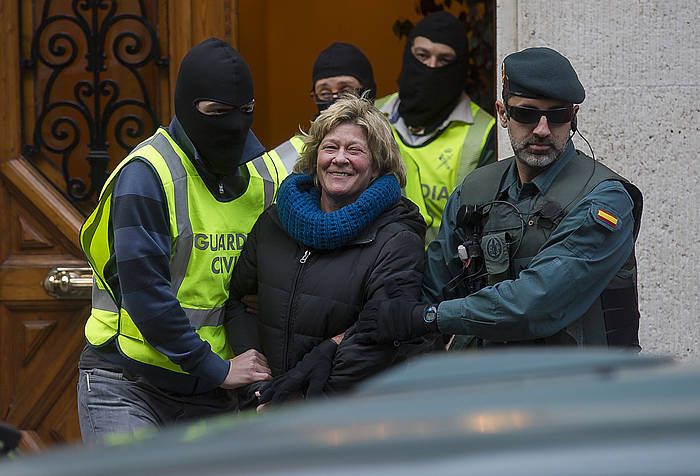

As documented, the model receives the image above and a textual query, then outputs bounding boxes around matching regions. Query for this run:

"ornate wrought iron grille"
[21,0,168,208]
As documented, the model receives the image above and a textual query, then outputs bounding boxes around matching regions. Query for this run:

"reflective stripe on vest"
[92,284,226,328]
[185,306,226,327]
[81,128,280,372]
[250,155,275,209]
[153,132,191,296]
[92,278,118,313]
[457,105,496,180]
[269,136,305,175]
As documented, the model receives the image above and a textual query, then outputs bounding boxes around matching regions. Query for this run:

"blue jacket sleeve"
[112,160,230,384]
[432,180,636,340]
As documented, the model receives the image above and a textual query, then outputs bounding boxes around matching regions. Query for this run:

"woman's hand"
[331,332,345,345]
[241,294,259,314]
[220,349,271,389]
[257,340,338,405]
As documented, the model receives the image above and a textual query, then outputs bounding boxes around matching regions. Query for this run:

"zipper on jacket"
[282,249,311,371]
[218,181,224,196]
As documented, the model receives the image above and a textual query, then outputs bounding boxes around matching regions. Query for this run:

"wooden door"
[0,0,239,449]
[238,0,495,148]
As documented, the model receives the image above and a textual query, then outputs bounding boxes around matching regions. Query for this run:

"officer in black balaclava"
[376,12,496,245]
[269,41,377,174]
[174,38,258,178]
[397,11,469,133]
[77,37,278,442]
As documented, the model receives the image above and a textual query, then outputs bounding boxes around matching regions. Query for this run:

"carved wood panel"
[0,157,89,445]
[1,301,88,444]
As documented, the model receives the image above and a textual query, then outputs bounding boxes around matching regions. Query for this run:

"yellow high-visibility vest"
[377,93,495,244]
[268,135,305,175]
[80,128,283,373]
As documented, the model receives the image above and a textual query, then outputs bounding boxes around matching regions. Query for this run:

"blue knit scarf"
[276,173,401,250]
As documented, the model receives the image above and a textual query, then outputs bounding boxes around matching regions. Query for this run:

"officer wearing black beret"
[356,46,644,351]
[502,47,585,104]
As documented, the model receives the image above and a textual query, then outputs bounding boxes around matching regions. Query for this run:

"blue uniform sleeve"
[433,180,636,341]
[112,160,229,384]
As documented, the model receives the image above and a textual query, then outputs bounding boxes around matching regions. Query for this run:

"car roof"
[3,350,700,476]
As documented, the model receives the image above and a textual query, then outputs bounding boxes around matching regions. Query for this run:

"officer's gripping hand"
[257,339,338,406]
[220,349,271,390]
[354,300,434,344]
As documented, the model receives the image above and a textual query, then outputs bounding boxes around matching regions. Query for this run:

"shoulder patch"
[591,205,621,231]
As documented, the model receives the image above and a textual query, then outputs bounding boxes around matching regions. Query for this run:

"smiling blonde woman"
[226,94,426,408]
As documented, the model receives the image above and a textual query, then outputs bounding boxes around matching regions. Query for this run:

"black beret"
[502,47,585,104]
[312,42,376,98]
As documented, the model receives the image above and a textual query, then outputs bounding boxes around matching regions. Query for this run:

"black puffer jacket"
[227,197,425,394]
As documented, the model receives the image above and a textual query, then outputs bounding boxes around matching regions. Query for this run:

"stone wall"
[496,0,700,359]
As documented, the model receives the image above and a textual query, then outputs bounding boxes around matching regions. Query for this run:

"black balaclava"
[398,12,469,131]
[311,42,376,112]
[174,38,254,176]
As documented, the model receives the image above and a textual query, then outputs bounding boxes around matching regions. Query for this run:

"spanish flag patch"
[592,206,621,231]
[597,209,618,226]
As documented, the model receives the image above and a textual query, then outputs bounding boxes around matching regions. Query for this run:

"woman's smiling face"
[316,122,376,212]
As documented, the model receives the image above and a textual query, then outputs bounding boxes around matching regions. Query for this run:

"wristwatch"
[424,305,438,324]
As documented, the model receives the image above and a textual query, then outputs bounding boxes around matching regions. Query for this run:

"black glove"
[258,339,338,405]
[0,422,21,457]
[354,299,436,344]
[236,381,268,411]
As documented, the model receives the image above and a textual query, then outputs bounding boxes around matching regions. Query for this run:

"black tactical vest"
[456,151,643,348]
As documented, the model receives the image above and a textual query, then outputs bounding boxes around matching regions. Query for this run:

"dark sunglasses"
[507,105,575,124]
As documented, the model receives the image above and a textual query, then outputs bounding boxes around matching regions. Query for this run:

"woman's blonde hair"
[293,93,406,187]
